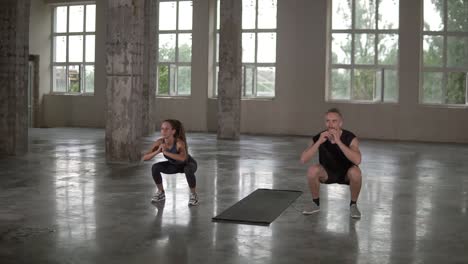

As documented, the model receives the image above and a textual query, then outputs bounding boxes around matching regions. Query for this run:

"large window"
[328,0,399,102]
[214,0,277,98]
[157,0,193,96]
[52,5,96,94]
[421,0,468,105]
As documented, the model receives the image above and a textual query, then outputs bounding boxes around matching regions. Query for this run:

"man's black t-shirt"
[312,129,357,184]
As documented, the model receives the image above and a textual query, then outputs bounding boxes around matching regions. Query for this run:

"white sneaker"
[350,204,361,219]
[188,192,199,206]
[302,202,320,215]
[151,190,165,203]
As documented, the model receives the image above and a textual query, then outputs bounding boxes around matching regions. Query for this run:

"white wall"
[154,0,211,132]
[30,0,105,128]
[32,0,468,143]
[206,0,468,143]
[29,0,51,127]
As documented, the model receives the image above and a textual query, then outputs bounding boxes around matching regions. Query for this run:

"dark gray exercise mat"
[212,189,302,225]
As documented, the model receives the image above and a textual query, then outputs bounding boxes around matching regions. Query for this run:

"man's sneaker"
[188,192,199,206]
[350,204,361,219]
[302,202,320,215]
[151,191,165,203]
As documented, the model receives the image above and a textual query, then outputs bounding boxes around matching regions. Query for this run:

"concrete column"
[142,0,157,135]
[217,0,242,139]
[0,0,30,156]
[191,0,210,131]
[105,0,146,162]
[399,0,421,106]
[397,0,422,138]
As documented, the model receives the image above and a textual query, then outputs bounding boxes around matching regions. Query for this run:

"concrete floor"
[1,128,468,264]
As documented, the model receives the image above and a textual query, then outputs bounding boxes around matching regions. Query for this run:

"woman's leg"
[183,156,198,193]
[183,157,199,206]
[151,161,181,192]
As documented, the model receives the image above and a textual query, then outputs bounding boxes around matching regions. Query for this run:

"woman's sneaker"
[188,192,199,206]
[151,190,165,203]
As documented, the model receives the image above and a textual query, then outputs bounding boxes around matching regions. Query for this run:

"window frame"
[212,0,278,99]
[50,4,96,95]
[156,0,193,97]
[327,0,400,103]
[420,0,468,106]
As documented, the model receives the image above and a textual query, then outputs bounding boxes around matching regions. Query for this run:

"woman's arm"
[162,140,188,161]
[142,138,163,161]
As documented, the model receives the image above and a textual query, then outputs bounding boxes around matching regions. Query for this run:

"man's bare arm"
[337,138,361,165]
[300,131,329,164]
[300,141,320,164]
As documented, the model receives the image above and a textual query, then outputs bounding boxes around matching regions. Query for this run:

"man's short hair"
[326,108,342,118]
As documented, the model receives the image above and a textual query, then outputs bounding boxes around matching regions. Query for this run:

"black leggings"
[151,156,197,188]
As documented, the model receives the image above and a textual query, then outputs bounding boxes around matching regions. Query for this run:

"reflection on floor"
[1,128,467,263]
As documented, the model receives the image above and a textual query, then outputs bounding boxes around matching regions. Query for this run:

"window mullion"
[51,8,54,93]
[350,0,356,100]
[214,0,220,97]
[374,32,379,99]
[254,0,259,96]
[328,0,333,100]
[375,0,379,101]
[173,66,177,97]
[66,6,70,93]
[253,67,258,97]
[175,0,180,95]
[442,0,448,104]
[380,68,385,102]
[79,64,83,94]
[81,41,85,93]
[167,64,171,96]
[376,0,379,30]
[466,72,468,104]
[242,66,247,96]
[83,6,86,93]
[214,30,219,97]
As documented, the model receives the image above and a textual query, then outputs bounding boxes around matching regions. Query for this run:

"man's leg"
[346,166,362,202]
[346,166,362,218]
[307,164,328,200]
[303,164,328,215]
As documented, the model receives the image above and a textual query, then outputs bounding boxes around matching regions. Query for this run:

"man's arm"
[300,141,320,164]
[300,132,328,164]
[336,137,361,165]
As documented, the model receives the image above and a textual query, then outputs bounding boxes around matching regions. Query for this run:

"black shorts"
[323,167,350,185]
